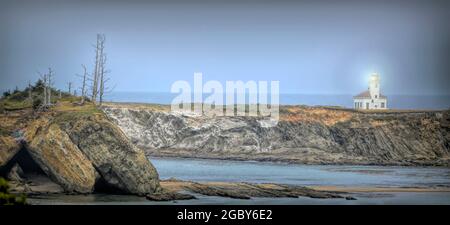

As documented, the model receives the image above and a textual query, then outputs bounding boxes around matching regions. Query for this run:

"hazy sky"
[1,0,449,95]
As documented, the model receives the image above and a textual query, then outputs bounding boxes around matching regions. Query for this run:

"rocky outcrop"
[24,119,97,193]
[58,114,159,195]
[159,179,349,200]
[103,104,450,166]
[0,136,21,168]
[0,107,160,195]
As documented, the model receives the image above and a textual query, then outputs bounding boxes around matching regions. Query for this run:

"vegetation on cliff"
[0,177,26,205]
[0,85,160,196]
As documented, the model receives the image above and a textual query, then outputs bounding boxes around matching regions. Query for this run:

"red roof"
[353,90,386,99]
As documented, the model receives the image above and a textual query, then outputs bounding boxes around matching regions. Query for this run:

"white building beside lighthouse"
[353,73,387,110]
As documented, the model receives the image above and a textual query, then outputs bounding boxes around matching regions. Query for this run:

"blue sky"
[1,0,449,95]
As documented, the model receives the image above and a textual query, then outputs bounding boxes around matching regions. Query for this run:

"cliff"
[0,100,160,195]
[103,103,450,166]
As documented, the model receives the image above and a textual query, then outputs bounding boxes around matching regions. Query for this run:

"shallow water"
[152,157,450,188]
[28,157,450,205]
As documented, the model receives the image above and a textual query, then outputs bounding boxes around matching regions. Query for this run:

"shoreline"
[146,153,450,168]
[9,154,450,204]
[19,179,450,205]
[160,180,450,194]
[309,186,450,193]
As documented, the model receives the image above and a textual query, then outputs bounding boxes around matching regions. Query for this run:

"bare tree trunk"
[80,64,87,104]
[68,82,72,94]
[28,81,32,102]
[91,35,103,104]
[99,54,106,106]
[47,68,53,105]
[99,72,104,105]
[98,47,104,105]
[42,74,47,105]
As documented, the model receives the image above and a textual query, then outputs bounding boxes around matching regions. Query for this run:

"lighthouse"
[353,73,388,110]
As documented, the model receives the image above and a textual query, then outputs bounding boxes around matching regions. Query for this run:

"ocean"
[104,92,450,110]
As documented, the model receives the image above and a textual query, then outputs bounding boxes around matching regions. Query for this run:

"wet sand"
[309,186,450,193]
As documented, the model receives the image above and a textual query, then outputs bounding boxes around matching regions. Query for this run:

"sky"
[1,0,450,95]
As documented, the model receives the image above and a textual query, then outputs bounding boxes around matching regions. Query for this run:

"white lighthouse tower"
[369,73,380,99]
[353,73,388,110]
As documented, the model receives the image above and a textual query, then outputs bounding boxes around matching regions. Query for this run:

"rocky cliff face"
[0,104,160,195]
[59,114,159,194]
[0,136,21,168]
[24,119,97,193]
[103,104,450,166]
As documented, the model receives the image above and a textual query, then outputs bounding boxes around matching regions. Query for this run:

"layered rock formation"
[0,104,160,195]
[59,114,160,194]
[0,136,21,168]
[155,179,350,200]
[103,104,450,166]
[25,120,97,193]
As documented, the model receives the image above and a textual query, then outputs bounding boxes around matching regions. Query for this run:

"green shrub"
[12,86,20,94]
[2,91,11,98]
[9,91,29,101]
[32,97,43,110]
[0,177,26,205]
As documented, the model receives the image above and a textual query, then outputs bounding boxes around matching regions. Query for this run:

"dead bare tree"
[99,53,112,106]
[68,82,72,94]
[38,71,48,105]
[99,56,105,105]
[91,40,99,103]
[28,81,32,102]
[77,64,88,104]
[47,68,53,105]
[91,34,106,104]
[36,68,54,110]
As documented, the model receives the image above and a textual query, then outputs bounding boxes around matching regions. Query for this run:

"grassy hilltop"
[0,82,160,200]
